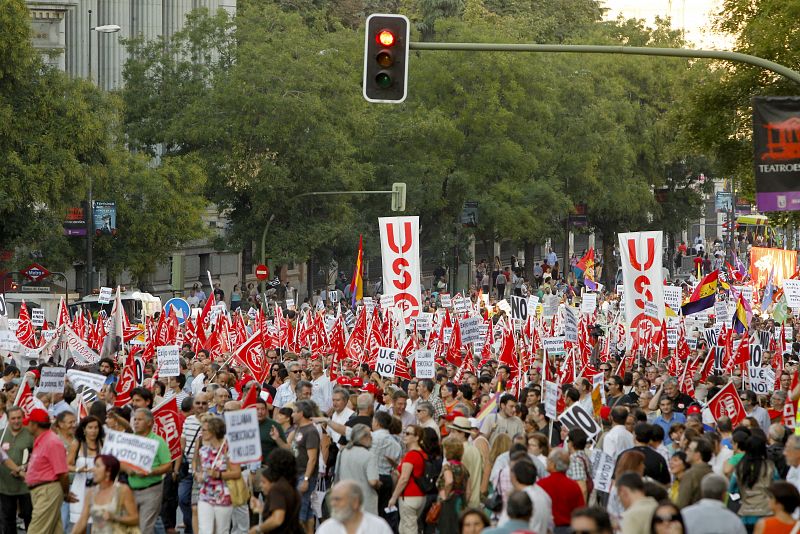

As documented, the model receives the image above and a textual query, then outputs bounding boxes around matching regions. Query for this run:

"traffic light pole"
[408,42,800,85]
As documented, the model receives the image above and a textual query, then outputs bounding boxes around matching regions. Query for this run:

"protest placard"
[497,299,512,314]
[103,430,160,474]
[511,296,529,322]
[644,300,659,319]
[286,298,295,309]
[415,350,435,379]
[376,347,398,378]
[453,295,470,314]
[414,312,433,331]
[714,301,729,325]
[38,366,65,394]
[459,317,481,344]
[564,306,578,343]
[559,404,601,439]
[98,287,113,304]
[439,293,452,308]
[380,294,394,309]
[543,337,565,355]
[31,309,45,327]
[591,449,616,494]
[748,366,775,394]
[543,296,559,318]
[666,328,678,349]
[663,286,682,313]
[442,327,453,344]
[224,408,262,464]
[784,280,800,308]
[544,380,559,420]
[580,294,597,315]
[67,369,106,402]
[157,345,181,377]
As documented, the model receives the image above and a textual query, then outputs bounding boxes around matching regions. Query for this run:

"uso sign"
[379,216,421,324]
[618,231,664,345]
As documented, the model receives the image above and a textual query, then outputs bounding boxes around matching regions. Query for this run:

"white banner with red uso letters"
[379,216,421,325]
[618,231,664,344]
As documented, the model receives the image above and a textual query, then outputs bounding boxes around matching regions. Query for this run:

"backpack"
[412,450,441,495]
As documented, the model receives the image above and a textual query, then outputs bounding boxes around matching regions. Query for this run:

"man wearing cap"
[25,408,77,533]
[447,416,484,507]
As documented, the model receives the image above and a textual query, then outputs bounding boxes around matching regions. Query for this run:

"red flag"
[195,289,216,347]
[707,381,746,427]
[153,397,183,460]
[57,297,71,329]
[241,385,259,408]
[233,331,269,384]
[115,349,137,407]
[15,379,36,419]
[446,319,464,368]
[16,301,36,348]
[497,319,518,373]
[344,307,367,362]
[734,335,750,366]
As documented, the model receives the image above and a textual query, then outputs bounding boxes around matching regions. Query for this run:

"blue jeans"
[178,474,194,534]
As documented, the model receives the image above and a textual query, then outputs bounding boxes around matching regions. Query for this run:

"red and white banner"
[707,381,746,427]
[379,216,421,325]
[153,396,182,460]
[618,231,664,344]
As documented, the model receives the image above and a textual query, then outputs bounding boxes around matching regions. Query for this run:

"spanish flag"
[349,235,364,307]
[681,270,720,316]
[732,292,752,334]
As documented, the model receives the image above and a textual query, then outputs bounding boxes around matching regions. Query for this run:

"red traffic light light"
[376,30,396,47]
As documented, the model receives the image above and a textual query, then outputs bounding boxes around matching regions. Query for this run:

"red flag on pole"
[707,381,746,427]
[153,396,183,460]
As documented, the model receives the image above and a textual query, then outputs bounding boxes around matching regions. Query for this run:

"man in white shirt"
[603,407,634,460]
[682,474,747,534]
[498,454,553,534]
[327,389,355,443]
[310,359,333,413]
[405,380,419,417]
[273,361,301,408]
[318,480,393,534]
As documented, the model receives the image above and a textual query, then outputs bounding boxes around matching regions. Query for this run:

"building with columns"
[26,0,236,90]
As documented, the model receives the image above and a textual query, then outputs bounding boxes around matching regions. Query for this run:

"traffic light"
[391,182,407,211]
[363,14,410,103]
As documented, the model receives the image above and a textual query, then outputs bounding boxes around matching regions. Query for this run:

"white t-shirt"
[317,512,393,534]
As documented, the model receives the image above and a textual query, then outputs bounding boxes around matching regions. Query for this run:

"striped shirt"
[182,415,202,473]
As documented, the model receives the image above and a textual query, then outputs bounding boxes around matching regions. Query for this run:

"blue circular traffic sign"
[164,298,191,325]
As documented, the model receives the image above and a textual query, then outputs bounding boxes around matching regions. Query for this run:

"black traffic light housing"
[363,14,410,103]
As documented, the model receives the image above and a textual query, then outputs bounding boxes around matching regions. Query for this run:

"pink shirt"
[26,429,68,487]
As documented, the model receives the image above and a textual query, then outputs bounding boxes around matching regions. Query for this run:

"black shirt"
[617,445,671,485]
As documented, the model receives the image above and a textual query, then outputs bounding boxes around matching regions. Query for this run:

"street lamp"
[87,10,120,84]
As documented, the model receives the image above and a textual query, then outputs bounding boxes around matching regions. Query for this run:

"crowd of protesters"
[2,256,800,534]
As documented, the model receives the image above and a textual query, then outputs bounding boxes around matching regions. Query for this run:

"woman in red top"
[754,481,800,534]
[388,425,427,534]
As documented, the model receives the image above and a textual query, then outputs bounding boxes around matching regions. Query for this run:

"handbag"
[179,425,202,479]
[226,476,250,507]
[111,483,142,534]
[212,441,250,507]
[425,500,442,525]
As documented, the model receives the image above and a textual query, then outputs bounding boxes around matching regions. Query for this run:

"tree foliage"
[0,0,207,287]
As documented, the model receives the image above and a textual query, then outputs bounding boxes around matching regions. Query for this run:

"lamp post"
[85,13,120,295]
